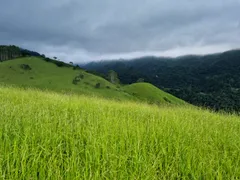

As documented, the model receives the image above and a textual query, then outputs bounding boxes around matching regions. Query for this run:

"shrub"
[44,58,51,62]
[79,74,84,79]
[20,64,32,70]
[95,83,101,89]
[73,65,82,70]
[137,78,145,83]
[163,97,171,103]
[72,76,81,85]
[55,61,65,67]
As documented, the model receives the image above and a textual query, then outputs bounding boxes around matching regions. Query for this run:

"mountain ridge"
[83,49,240,112]
[81,49,240,65]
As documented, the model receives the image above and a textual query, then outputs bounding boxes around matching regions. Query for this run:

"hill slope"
[83,49,240,112]
[0,57,185,105]
[0,86,240,179]
[123,83,186,105]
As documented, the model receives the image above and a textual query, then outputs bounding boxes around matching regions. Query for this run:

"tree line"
[0,45,22,61]
[83,49,240,113]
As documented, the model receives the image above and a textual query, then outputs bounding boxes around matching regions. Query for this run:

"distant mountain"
[82,49,240,112]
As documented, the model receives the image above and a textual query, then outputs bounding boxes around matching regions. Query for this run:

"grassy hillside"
[123,83,186,105]
[0,57,184,105]
[0,86,240,179]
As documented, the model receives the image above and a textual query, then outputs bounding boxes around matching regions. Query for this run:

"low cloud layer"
[0,0,240,62]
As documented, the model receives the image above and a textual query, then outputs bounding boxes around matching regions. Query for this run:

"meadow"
[1,86,240,179]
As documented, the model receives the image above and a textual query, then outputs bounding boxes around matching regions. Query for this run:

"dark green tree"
[107,70,120,84]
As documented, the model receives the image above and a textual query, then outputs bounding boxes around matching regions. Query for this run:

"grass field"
[0,57,185,105]
[0,86,240,179]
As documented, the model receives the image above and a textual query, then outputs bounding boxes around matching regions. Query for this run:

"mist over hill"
[2,45,240,112]
[83,49,240,112]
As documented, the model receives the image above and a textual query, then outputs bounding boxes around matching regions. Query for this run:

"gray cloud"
[0,0,240,62]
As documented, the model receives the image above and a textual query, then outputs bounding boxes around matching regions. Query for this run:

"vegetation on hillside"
[0,45,72,68]
[83,49,240,112]
[0,45,22,61]
[0,86,240,179]
[0,56,184,106]
[0,46,239,179]
[123,83,186,105]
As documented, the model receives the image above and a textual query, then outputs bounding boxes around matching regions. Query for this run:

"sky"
[0,0,240,63]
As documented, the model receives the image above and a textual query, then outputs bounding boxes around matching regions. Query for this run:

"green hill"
[123,82,186,105]
[0,57,185,105]
[0,86,240,179]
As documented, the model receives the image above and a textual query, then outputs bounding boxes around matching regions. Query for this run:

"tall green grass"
[0,86,240,179]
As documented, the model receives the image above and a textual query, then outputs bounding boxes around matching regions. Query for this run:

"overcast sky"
[0,0,240,63]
